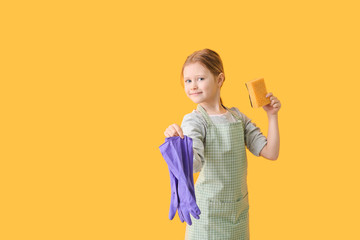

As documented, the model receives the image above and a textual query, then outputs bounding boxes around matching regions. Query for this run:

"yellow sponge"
[245,78,271,108]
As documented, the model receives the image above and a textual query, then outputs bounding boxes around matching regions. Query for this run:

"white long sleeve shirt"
[181,107,268,173]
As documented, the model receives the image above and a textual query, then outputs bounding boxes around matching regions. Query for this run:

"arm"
[181,113,206,173]
[260,114,280,160]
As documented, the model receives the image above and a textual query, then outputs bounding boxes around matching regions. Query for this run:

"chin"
[191,99,203,104]
[188,95,204,104]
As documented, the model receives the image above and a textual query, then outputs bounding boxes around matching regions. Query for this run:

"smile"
[191,92,202,95]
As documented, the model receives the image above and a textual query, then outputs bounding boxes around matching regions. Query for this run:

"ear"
[217,73,225,87]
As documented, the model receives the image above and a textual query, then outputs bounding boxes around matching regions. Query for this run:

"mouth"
[190,92,202,95]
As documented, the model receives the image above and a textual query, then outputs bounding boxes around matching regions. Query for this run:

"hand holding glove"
[159,136,201,225]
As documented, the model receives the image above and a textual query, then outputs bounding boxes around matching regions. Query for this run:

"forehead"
[183,62,210,79]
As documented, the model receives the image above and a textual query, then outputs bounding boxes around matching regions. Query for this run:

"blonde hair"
[180,48,225,106]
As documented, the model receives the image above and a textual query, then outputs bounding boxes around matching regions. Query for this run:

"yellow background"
[1,0,359,239]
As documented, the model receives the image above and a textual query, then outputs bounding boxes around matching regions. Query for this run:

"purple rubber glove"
[159,136,201,225]
[169,168,200,225]
[177,172,200,225]
[167,165,179,220]
[160,136,200,225]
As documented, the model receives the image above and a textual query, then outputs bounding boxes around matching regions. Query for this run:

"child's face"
[183,62,223,105]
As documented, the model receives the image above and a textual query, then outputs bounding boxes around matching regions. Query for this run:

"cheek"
[202,83,213,92]
[199,82,208,90]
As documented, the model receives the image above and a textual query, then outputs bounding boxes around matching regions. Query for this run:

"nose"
[190,81,198,90]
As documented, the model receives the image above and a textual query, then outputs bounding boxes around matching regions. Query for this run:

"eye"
[198,77,204,81]
[185,79,191,83]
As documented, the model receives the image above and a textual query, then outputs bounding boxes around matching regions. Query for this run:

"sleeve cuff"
[253,139,267,157]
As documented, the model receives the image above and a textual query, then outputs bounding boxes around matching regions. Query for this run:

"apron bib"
[185,104,250,240]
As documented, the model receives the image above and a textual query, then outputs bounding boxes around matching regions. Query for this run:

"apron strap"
[196,104,213,126]
[226,107,245,129]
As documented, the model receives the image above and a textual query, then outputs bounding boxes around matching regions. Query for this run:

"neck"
[200,102,226,115]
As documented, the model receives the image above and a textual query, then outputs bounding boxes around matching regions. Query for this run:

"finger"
[183,211,192,225]
[266,92,273,98]
[172,124,184,138]
[171,129,179,137]
[165,127,173,137]
[169,126,179,136]
[178,209,184,223]
[191,208,200,219]
[168,172,178,220]
[169,208,176,220]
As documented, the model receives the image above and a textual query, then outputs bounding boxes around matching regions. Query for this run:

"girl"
[164,49,281,240]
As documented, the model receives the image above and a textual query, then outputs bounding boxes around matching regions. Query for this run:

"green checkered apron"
[185,104,250,240]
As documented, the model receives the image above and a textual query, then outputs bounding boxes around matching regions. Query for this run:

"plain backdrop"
[1,0,359,239]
